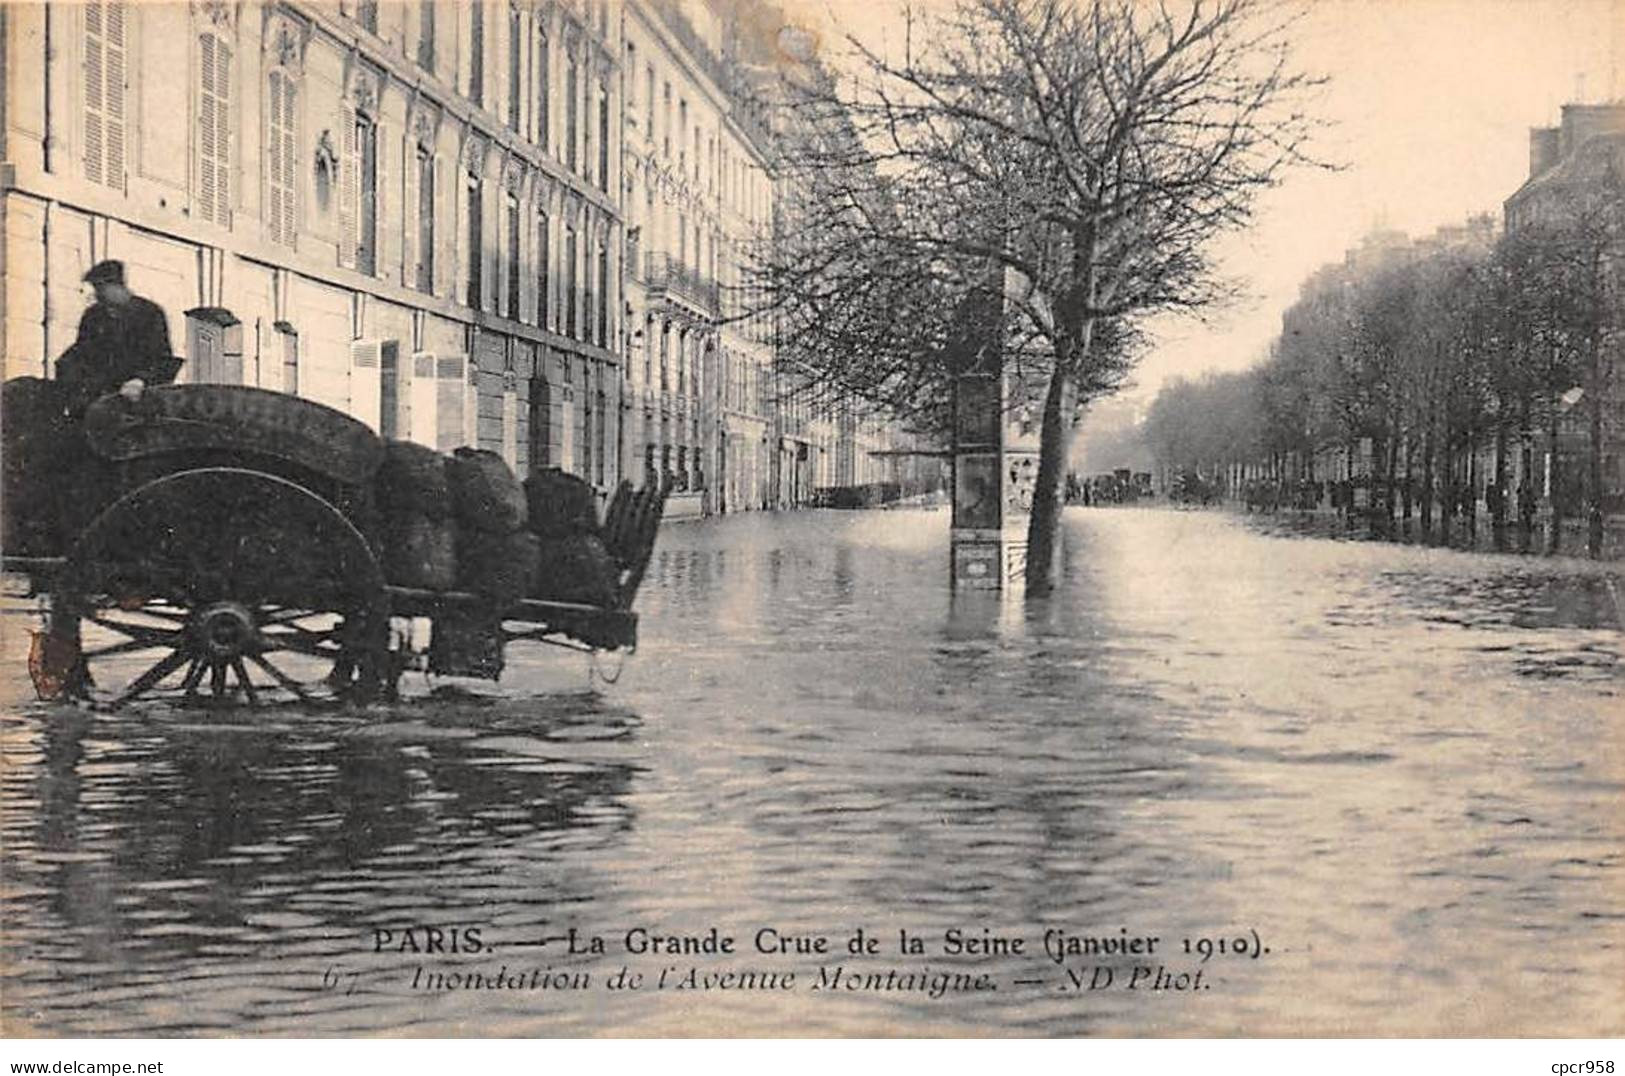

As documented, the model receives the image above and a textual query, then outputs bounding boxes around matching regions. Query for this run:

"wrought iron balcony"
[644,251,719,312]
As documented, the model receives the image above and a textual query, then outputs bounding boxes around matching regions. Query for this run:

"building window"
[83,0,128,190]
[596,240,609,347]
[196,32,232,225]
[662,82,671,158]
[646,66,655,139]
[596,387,608,485]
[535,29,549,151]
[416,145,435,293]
[418,1,435,71]
[581,232,593,343]
[265,67,297,247]
[357,0,378,33]
[597,81,610,192]
[279,325,299,395]
[583,376,594,485]
[536,210,550,328]
[564,224,577,338]
[506,192,521,321]
[626,43,636,116]
[583,79,594,186]
[466,170,483,308]
[530,376,552,469]
[508,5,522,132]
[565,53,578,173]
[678,99,687,172]
[355,113,378,275]
[470,1,484,107]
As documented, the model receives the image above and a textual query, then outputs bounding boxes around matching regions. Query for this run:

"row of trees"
[749,0,1323,594]
[1143,171,1624,555]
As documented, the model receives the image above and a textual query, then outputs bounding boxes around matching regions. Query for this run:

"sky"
[785,0,1624,408]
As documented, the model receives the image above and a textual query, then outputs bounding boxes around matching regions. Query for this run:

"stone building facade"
[619,0,775,519]
[1,0,911,513]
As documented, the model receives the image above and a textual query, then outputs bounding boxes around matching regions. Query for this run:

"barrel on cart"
[0,381,667,710]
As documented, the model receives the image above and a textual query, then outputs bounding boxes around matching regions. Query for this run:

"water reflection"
[2,507,1621,1036]
[1,692,640,1034]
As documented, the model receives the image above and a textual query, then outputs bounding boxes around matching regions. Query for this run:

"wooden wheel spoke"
[85,615,183,647]
[180,658,207,701]
[257,631,345,659]
[258,637,346,660]
[111,648,193,709]
[269,618,343,643]
[248,653,318,703]
[82,635,177,660]
[209,661,230,699]
[231,658,262,706]
[95,604,189,624]
[257,608,326,628]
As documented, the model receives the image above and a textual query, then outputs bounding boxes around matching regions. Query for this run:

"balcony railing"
[645,251,719,312]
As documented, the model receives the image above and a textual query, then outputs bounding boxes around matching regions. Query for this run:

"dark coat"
[57,295,178,415]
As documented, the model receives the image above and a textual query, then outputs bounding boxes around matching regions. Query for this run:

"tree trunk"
[1493,420,1508,551]
[1025,364,1080,596]
[1519,392,1535,551]
[1588,344,1604,559]
[1440,431,1455,547]
[1548,401,1562,555]
[1466,432,1478,546]
[1421,424,1435,540]
[1385,426,1400,537]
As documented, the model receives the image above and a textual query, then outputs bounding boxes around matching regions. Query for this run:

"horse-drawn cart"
[1,382,666,710]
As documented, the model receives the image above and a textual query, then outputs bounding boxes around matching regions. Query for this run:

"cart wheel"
[49,468,388,710]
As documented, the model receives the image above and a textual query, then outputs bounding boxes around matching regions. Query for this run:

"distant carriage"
[1,380,667,710]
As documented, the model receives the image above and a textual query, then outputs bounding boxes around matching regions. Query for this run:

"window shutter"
[197,34,230,224]
[402,141,416,286]
[267,71,297,246]
[281,78,298,241]
[198,35,217,221]
[436,353,467,451]
[339,103,358,267]
[85,3,106,187]
[374,122,390,278]
[83,1,125,189]
[409,352,438,447]
[105,1,127,189]
[266,71,284,243]
[214,39,231,224]
[350,339,383,431]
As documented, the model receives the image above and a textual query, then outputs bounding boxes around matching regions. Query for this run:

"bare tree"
[759,0,1325,594]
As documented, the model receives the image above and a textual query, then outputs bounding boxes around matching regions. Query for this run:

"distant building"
[620,0,776,518]
[1504,102,1625,516]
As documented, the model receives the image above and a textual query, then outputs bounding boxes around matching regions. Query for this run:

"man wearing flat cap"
[57,260,179,417]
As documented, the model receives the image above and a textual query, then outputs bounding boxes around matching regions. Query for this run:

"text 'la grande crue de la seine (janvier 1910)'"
[318,923,1275,1000]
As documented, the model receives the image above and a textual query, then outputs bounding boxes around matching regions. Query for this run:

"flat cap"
[83,260,125,285]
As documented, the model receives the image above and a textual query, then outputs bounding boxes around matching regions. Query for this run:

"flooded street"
[2,506,1621,1036]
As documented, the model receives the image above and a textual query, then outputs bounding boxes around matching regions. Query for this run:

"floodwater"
[2,506,1621,1037]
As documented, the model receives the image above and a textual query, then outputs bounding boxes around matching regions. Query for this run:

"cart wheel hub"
[193,603,257,659]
